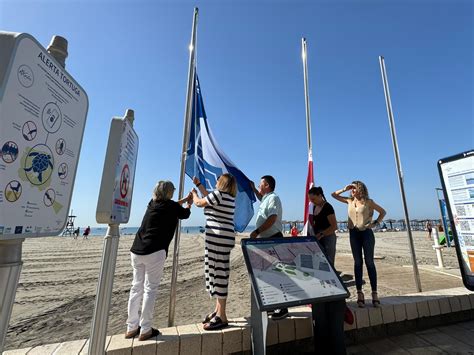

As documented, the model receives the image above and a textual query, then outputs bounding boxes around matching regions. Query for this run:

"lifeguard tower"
[62,210,76,237]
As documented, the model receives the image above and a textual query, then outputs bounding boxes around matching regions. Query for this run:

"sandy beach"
[4,231,463,351]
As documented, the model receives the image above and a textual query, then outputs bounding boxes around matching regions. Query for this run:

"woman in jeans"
[332,181,386,307]
[125,181,192,341]
[308,186,338,267]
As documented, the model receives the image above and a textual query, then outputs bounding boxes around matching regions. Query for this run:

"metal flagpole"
[378,56,422,292]
[168,7,199,327]
[301,38,312,153]
[301,38,315,236]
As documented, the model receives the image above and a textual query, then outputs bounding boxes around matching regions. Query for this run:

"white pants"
[126,249,166,334]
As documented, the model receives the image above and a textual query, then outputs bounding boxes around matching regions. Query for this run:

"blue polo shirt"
[255,192,283,238]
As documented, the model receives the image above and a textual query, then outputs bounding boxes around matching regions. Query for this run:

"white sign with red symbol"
[0,33,88,240]
[96,117,138,224]
[120,164,129,198]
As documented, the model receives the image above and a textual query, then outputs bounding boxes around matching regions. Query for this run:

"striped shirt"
[204,190,235,299]
[204,190,236,245]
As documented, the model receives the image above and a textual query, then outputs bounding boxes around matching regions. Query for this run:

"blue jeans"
[319,233,337,268]
[349,228,377,291]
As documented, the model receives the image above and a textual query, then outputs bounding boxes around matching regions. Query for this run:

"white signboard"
[0,33,88,239]
[242,237,348,310]
[96,117,138,224]
[439,151,474,290]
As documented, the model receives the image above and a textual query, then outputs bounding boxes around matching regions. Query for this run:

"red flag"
[302,151,314,236]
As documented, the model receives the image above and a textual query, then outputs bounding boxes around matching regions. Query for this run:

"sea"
[85,225,259,236]
[70,219,422,237]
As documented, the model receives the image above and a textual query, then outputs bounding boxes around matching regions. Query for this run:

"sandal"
[203,316,228,331]
[372,291,381,307]
[357,291,365,308]
[202,311,217,324]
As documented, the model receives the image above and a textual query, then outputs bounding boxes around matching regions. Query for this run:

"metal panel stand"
[312,300,346,355]
[89,224,120,354]
[250,285,268,355]
[0,239,24,353]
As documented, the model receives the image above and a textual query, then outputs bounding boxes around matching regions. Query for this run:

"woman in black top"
[125,181,192,341]
[309,187,355,342]
[308,186,338,267]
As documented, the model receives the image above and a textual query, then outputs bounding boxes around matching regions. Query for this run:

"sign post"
[436,188,452,247]
[0,32,88,353]
[90,109,138,354]
[241,237,349,354]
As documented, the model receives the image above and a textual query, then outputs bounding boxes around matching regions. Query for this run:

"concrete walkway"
[334,252,464,301]
[347,320,474,354]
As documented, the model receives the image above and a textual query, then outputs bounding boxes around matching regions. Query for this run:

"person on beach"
[309,186,355,325]
[125,181,192,341]
[308,186,338,267]
[192,173,237,331]
[332,181,386,308]
[290,223,299,237]
[82,226,90,240]
[73,227,80,239]
[250,175,288,320]
[426,221,433,240]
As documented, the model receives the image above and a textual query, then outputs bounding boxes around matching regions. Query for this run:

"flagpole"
[301,38,315,234]
[168,7,198,327]
[301,38,312,154]
[379,56,422,292]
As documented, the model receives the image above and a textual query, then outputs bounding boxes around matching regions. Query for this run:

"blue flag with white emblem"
[185,74,256,232]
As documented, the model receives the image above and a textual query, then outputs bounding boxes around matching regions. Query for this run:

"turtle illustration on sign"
[23,145,54,185]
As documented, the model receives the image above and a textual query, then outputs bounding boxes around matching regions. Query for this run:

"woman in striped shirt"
[192,173,237,331]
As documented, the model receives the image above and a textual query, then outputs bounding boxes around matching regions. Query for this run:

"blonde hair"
[153,180,175,201]
[216,173,237,197]
[352,180,369,200]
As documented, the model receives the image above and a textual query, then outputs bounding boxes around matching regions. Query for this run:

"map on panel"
[242,237,348,310]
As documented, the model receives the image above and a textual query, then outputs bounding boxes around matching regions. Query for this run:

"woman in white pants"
[125,181,192,341]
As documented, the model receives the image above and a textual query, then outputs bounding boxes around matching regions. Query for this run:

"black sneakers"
[271,308,289,320]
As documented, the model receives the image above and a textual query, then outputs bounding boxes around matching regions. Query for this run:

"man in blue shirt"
[250,175,283,239]
[250,175,288,320]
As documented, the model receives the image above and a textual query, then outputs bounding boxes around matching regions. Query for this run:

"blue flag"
[185,74,256,232]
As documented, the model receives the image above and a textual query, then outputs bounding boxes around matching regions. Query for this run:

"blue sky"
[1,0,472,228]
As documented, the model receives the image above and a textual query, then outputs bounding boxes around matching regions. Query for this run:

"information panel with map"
[241,237,349,311]
[438,150,474,290]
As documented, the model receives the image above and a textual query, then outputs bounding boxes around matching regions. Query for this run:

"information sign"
[241,237,349,311]
[438,150,474,290]
[0,33,88,239]
[96,115,138,224]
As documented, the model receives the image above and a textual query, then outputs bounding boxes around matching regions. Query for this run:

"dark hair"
[261,175,276,191]
[308,186,326,201]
